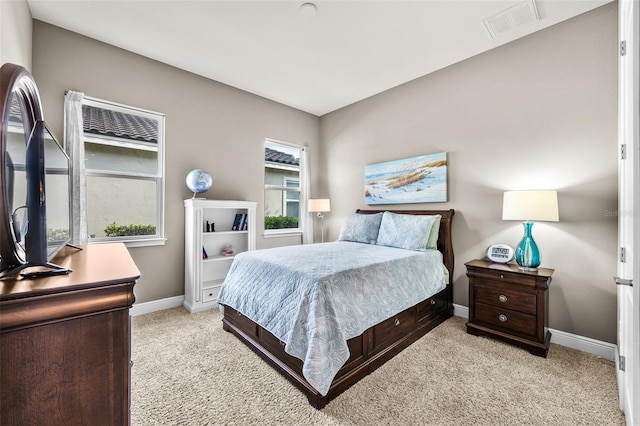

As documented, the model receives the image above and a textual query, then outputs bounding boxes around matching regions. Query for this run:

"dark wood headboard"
[355,209,455,286]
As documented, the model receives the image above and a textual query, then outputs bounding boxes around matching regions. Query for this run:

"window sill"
[263,230,302,239]
[89,237,167,248]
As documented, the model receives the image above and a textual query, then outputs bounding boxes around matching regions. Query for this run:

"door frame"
[617,1,639,425]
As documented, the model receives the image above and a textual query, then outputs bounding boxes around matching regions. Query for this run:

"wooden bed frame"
[221,209,455,409]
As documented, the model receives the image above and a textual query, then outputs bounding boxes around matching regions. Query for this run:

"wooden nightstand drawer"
[475,284,536,315]
[468,268,537,288]
[474,302,537,337]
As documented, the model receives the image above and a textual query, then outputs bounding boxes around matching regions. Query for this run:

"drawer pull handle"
[498,295,508,303]
[430,299,436,305]
[500,274,504,279]
[394,319,400,326]
[498,314,508,322]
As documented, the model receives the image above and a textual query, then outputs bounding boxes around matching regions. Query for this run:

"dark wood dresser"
[465,259,553,357]
[0,243,140,425]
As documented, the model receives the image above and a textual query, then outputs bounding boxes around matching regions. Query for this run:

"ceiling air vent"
[483,0,540,39]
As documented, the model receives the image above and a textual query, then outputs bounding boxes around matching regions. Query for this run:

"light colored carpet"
[131,307,625,425]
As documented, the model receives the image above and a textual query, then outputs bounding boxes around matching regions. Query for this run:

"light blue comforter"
[218,241,447,396]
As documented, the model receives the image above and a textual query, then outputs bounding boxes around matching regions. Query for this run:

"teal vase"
[515,221,540,271]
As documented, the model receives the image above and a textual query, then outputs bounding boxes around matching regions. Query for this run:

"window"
[264,139,305,235]
[79,97,165,246]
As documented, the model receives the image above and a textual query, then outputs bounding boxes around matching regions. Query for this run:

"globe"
[186,169,213,198]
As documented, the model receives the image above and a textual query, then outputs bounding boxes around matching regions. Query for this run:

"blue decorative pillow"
[376,212,438,251]
[338,213,383,244]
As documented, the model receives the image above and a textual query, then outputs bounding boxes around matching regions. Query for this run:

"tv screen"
[42,123,71,260]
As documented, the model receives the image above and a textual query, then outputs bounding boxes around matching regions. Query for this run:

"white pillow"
[338,213,383,244]
[376,212,437,251]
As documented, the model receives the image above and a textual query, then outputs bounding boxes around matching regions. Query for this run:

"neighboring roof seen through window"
[83,104,158,143]
[265,146,299,166]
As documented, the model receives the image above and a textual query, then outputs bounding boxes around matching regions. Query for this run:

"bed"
[219,209,454,409]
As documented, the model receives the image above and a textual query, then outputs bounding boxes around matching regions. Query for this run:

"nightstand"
[465,259,554,357]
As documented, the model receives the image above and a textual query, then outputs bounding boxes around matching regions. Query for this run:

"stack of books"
[231,213,248,231]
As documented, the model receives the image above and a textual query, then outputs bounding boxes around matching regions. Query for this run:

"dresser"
[465,259,554,357]
[0,243,140,425]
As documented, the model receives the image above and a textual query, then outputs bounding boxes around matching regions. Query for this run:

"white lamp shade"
[502,190,559,222]
[308,199,331,213]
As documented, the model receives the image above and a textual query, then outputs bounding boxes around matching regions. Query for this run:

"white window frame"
[264,139,306,238]
[81,96,166,247]
[282,177,300,216]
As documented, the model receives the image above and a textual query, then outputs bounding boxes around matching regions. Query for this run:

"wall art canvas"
[365,152,447,205]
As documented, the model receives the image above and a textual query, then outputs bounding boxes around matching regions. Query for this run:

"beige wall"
[32,21,320,304]
[0,0,32,69]
[320,3,618,343]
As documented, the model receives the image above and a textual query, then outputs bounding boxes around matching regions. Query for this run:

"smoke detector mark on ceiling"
[483,0,540,39]
[300,3,318,17]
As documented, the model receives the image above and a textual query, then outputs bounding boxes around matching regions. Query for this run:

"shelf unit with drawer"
[184,199,257,313]
[465,259,554,357]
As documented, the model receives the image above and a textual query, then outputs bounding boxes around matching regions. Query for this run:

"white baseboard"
[131,295,184,317]
[452,303,616,361]
[548,327,616,361]
[453,303,470,319]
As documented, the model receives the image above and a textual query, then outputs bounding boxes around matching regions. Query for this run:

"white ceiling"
[27,0,612,116]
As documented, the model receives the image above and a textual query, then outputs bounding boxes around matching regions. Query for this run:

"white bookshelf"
[183,199,257,313]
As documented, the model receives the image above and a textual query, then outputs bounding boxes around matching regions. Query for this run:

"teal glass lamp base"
[515,221,541,271]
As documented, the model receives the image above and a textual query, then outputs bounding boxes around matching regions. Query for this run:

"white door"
[617,1,639,425]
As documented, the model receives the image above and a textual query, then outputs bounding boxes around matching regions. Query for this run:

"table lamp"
[308,199,331,243]
[502,190,559,271]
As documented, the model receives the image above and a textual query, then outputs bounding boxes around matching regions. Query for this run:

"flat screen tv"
[0,63,76,278]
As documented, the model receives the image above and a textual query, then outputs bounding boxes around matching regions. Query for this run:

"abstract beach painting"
[365,152,447,205]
